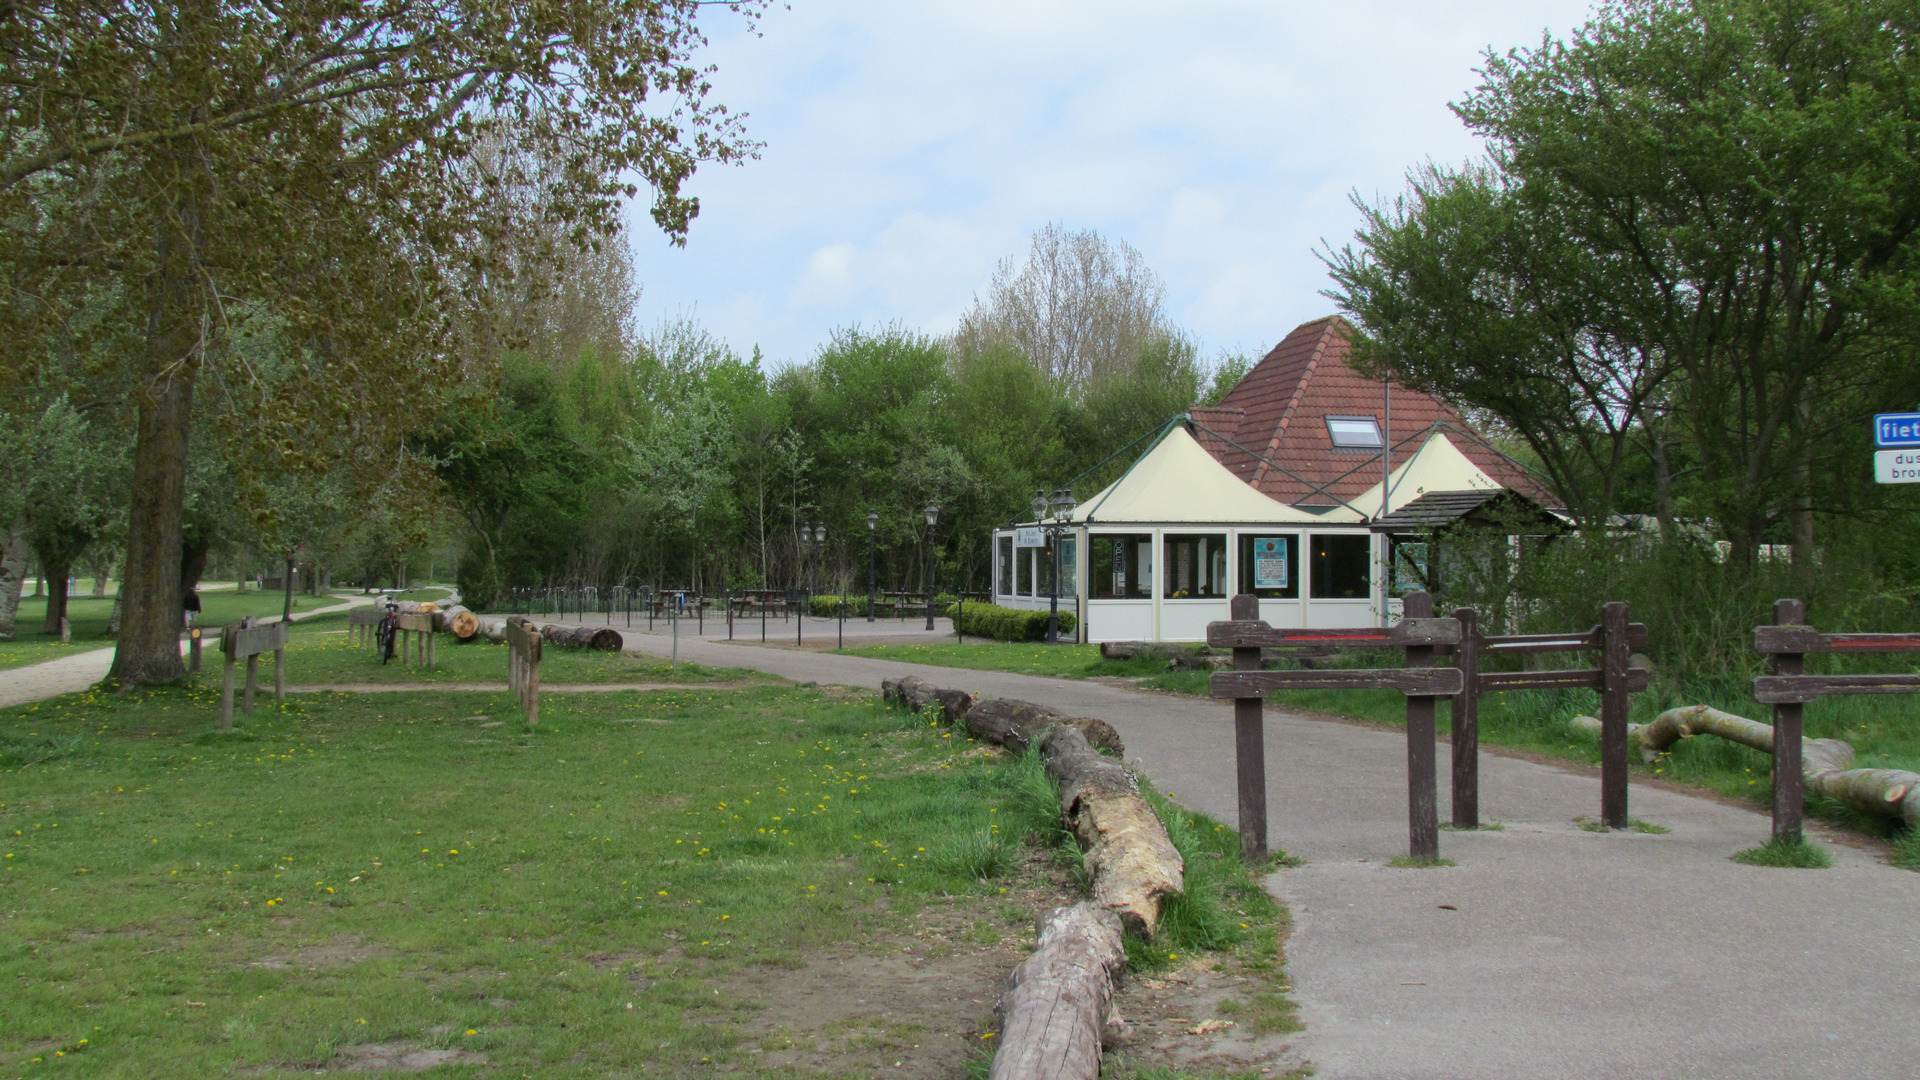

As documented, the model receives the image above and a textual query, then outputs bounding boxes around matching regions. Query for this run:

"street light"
[923,503,939,631]
[866,510,879,623]
[803,523,826,596]
[1034,488,1076,643]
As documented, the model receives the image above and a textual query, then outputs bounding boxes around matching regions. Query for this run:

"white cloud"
[627,0,1600,366]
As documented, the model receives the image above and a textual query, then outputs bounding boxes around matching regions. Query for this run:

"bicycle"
[375,602,400,665]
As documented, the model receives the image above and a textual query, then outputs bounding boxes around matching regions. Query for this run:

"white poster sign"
[1015,527,1045,547]
[1875,448,1920,484]
[1252,537,1289,589]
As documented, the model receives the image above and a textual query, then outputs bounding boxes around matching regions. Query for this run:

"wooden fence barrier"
[395,612,436,666]
[348,607,383,646]
[1207,590,1462,861]
[507,618,541,727]
[219,621,289,731]
[1450,603,1649,829]
[1752,597,1920,843]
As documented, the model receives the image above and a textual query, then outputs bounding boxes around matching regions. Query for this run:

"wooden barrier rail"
[1752,599,1920,843]
[1208,590,1462,862]
[507,618,541,727]
[395,611,435,666]
[1450,603,1648,830]
[348,607,383,646]
[219,621,289,731]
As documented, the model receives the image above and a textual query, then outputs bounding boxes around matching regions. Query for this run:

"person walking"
[182,587,202,629]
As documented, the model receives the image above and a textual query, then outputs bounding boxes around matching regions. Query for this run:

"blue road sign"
[1876,412,1920,447]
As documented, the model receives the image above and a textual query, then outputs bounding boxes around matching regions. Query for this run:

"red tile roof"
[1191,317,1559,510]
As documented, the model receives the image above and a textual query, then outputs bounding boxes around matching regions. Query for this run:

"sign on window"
[1252,537,1288,589]
[1016,527,1044,547]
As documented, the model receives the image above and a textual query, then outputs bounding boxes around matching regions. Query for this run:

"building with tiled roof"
[988,316,1563,642]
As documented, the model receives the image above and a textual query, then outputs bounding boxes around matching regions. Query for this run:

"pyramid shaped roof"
[1066,423,1363,525]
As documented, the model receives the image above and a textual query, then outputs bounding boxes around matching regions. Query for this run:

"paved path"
[609,622,1920,1080]
[0,595,376,708]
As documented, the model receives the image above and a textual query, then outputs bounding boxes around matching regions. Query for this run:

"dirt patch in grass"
[252,934,388,971]
[1107,952,1311,1077]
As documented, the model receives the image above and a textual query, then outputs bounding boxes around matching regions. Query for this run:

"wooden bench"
[394,611,436,666]
[219,621,289,731]
[507,618,541,727]
[348,607,384,646]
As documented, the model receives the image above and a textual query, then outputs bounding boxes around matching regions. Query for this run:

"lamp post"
[923,503,939,631]
[803,523,826,597]
[866,510,879,623]
[1032,488,1077,644]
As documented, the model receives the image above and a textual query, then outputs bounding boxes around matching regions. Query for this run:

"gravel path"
[601,621,1920,1080]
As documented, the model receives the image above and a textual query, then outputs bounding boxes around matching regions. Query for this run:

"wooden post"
[1770,598,1806,844]
[220,650,236,731]
[1402,590,1439,860]
[273,644,285,706]
[1229,593,1268,863]
[1450,606,1479,830]
[1600,600,1632,829]
[189,628,202,674]
[244,653,259,715]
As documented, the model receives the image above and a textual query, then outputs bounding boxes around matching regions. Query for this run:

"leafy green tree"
[2,0,766,685]
[1330,0,1920,563]
[16,398,128,633]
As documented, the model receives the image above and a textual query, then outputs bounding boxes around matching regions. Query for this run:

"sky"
[624,0,1601,370]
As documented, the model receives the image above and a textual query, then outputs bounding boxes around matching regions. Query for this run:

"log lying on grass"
[1571,705,1920,828]
[433,603,482,641]
[1040,724,1184,937]
[963,698,1123,756]
[537,623,624,652]
[988,902,1127,1080]
[880,675,978,722]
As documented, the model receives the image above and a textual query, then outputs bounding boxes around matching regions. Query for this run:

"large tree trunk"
[1040,724,1184,937]
[107,194,202,687]
[282,557,294,620]
[1573,705,1920,828]
[0,532,30,641]
[988,902,1127,1080]
[41,558,70,635]
[181,534,211,593]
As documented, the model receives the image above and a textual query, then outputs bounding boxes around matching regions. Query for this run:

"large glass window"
[1310,533,1372,599]
[1237,533,1300,599]
[997,536,1014,597]
[1090,534,1153,599]
[1389,538,1430,597]
[1162,533,1228,599]
[1031,535,1077,599]
[1059,536,1077,599]
[1016,541,1034,596]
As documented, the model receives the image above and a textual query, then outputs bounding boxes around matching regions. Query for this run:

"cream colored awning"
[1349,432,1500,516]
[1061,425,1359,525]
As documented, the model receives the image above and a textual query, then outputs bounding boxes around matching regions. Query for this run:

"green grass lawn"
[832,641,1167,680]
[1,592,350,671]
[0,658,1287,1077]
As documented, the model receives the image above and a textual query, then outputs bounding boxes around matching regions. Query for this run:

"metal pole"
[868,528,876,622]
[671,601,678,671]
[761,597,767,642]
[1046,526,1061,644]
[838,600,844,650]
[728,588,734,640]
[924,526,937,631]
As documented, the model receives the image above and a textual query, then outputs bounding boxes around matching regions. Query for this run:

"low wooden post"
[1449,606,1479,829]
[395,613,435,666]
[221,645,237,731]
[244,652,259,714]
[1229,593,1268,863]
[1770,598,1806,844]
[1402,590,1440,860]
[507,618,542,727]
[188,627,203,674]
[1600,600,1632,828]
[273,639,285,705]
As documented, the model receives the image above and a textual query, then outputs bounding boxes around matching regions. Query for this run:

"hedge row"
[805,595,868,617]
[945,601,1077,642]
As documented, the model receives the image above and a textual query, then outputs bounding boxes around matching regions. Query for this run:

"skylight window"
[1325,415,1384,448]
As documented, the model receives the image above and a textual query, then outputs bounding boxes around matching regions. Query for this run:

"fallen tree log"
[1572,705,1920,828]
[963,698,1123,756]
[988,902,1126,1080]
[881,675,979,722]
[537,623,624,651]
[1040,723,1184,937]
[1099,641,1204,662]
[433,604,481,641]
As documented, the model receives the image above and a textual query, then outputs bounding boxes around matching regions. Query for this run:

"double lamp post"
[1031,487,1076,644]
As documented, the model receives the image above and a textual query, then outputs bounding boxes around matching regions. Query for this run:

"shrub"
[946,600,1077,642]
[805,594,868,617]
